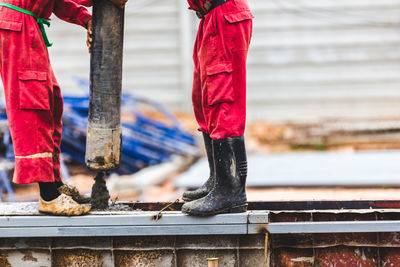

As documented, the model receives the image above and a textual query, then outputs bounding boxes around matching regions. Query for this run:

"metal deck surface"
[2,202,400,237]
[0,203,268,237]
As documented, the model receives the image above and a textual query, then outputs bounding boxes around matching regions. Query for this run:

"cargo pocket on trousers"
[18,71,51,110]
[0,20,23,32]
[223,11,254,52]
[206,62,234,106]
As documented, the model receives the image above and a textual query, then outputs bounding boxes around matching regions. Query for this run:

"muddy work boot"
[58,184,91,204]
[182,136,248,216]
[182,133,215,201]
[38,194,91,216]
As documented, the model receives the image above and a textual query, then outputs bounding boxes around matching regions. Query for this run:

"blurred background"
[2,0,400,202]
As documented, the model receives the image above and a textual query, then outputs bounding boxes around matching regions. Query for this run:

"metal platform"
[0,203,268,238]
[2,201,400,237]
[2,201,400,266]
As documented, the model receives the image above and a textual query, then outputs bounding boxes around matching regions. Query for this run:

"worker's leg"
[202,16,252,140]
[10,80,57,185]
[0,7,90,216]
[37,84,89,214]
[192,20,208,134]
[0,28,90,216]
[52,85,64,183]
[5,70,90,215]
[0,23,56,184]
[5,76,65,202]
[182,132,215,201]
[50,83,90,204]
[182,11,253,215]
[183,20,217,202]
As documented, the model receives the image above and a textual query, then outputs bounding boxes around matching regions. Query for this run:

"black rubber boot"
[182,133,215,201]
[181,136,248,216]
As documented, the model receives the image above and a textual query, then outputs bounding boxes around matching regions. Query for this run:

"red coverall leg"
[52,85,64,181]
[0,0,91,184]
[192,0,253,140]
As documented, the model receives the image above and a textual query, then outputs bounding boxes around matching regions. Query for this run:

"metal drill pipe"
[85,0,124,171]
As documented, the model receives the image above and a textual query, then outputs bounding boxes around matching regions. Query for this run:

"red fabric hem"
[13,157,54,184]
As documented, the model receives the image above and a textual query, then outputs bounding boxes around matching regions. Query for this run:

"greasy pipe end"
[85,126,122,171]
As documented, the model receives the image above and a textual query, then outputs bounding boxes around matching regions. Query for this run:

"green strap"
[0,3,52,47]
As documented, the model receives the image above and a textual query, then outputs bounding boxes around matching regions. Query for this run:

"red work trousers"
[0,30,64,184]
[2,67,64,185]
[9,83,64,185]
[0,1,90,184]
[192,0,253,140]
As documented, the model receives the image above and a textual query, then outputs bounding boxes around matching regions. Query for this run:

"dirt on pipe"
[90,171,110,210]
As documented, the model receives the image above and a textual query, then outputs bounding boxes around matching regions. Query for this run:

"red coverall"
[0,0,92,184]
[188,0,253,139]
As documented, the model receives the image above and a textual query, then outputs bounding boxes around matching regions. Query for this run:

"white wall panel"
[247,0,400,122]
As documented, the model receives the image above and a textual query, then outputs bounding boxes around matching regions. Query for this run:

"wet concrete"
[107,202,132,211]
[90,172,110,210]
[0,202,141,216]
[0,203,38,215]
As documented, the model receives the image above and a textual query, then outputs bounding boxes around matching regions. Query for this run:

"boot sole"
[183,203,248,216]
[38,210,89,216]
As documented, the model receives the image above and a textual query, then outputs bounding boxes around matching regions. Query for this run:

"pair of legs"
[6,82,90,215]
[9,80,64,200]
[181,7,253,215]
[0,17,90,215]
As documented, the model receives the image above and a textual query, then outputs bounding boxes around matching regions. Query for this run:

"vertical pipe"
[85,0,124,171]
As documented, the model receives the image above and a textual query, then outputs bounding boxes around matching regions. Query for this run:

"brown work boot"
[58,184,91,204]
[38,194,91,216]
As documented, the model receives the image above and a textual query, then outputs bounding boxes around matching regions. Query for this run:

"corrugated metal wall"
[7,0,400,123]
[248,0,400,122]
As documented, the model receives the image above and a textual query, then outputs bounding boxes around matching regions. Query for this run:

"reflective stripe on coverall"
[188,0,253,139]
[0,0,91,184]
